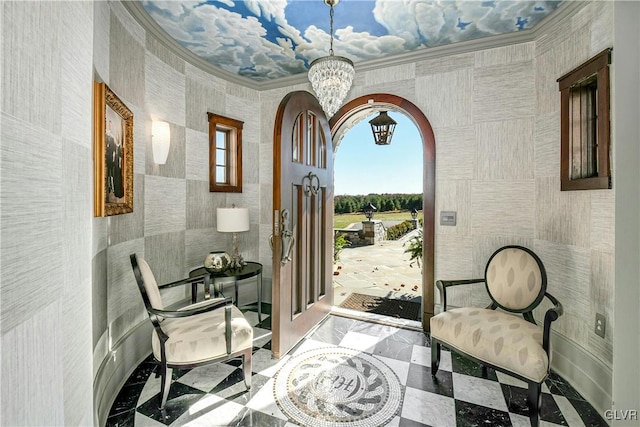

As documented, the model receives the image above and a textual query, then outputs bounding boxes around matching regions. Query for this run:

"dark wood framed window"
[208,113,243,193]
[291,111,326,168]
[557,48,612,191]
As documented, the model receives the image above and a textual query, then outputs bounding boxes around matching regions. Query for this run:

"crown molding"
[353,0,585,75]
[122,1,264,90]
[532,0,588,38]
[122,0,587,92]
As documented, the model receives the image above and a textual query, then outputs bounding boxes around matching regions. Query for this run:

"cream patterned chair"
[430,246,563,427]
[130,254,253,409]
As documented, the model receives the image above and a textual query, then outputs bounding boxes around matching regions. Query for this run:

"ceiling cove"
[124,0,579,90]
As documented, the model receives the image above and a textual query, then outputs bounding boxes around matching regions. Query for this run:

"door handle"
[279,209,295,266]
[270,209,295,265]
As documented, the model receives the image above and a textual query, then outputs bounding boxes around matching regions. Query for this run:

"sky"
[142,0,561,80]
[334,111,422,196]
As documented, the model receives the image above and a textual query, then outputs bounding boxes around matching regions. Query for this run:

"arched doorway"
[330,94,436,330]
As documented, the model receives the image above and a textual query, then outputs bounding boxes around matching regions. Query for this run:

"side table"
[189,262,263,322]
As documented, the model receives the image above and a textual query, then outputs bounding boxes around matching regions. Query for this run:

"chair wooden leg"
[431,339,440,376]
[527,381,541,427]
[243,348,252,389]
[160,365,173,409]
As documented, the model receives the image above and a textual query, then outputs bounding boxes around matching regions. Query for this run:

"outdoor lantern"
[369,111,397,145]
[363,202,377,220]
[411,208,418,220]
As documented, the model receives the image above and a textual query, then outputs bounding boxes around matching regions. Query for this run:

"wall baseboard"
[93,320,152,427]
[550,330,612,419]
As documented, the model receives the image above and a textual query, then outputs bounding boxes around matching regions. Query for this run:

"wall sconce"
[217,206,250,269]
[369,111,397,145]
[152,121,170,164]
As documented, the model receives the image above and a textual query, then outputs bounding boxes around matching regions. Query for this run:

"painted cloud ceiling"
[142,0,563,81]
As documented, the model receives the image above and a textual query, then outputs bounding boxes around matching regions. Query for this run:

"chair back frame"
[483,245,548,316]
[130,254,167,338]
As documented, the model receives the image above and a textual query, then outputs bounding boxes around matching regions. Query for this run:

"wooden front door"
[272,91,334,358]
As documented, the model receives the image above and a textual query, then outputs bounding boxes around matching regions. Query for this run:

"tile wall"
[1,1,95,425]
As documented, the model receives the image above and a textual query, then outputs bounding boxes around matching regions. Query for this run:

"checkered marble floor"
[106,306,607,427]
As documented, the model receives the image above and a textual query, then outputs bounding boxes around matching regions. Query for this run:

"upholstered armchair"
[430,245,563,427]
[130,254,253,409]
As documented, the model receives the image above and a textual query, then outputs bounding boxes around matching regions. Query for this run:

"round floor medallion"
[273,347,402,427]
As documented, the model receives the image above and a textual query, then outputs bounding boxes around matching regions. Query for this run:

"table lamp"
[217,206,250,269]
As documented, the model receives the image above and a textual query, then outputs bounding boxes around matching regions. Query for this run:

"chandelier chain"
[329,4,335,56]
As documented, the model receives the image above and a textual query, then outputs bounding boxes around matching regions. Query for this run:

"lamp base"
[229,232,247,270]
[229,255,246,270]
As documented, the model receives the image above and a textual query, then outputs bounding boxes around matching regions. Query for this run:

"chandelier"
[308,0,354,118]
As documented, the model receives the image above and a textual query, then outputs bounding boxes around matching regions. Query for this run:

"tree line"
[334,193,422,214]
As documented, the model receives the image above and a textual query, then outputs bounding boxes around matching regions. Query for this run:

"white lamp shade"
[152,121,171,164]
[217,207,250,232]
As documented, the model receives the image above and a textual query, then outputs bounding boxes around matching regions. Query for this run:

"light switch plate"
[440,211,457,226]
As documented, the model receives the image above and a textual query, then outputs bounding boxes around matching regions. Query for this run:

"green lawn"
[333,211,422,229]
